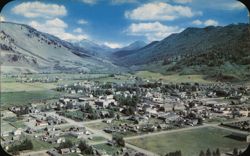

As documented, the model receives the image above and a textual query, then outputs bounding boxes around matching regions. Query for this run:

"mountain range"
[1,21,250,80]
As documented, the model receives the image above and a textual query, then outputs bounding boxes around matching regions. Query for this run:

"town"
[1,73,250,156]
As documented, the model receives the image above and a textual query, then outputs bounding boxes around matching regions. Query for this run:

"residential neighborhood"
[1,75,250,156]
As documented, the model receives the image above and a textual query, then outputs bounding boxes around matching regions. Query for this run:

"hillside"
[114,23,250,80]
[69,39,114,58]
[0,22,120,74]
[112,41,147,58]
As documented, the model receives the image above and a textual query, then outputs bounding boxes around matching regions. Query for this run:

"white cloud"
[104,42,123,49]
[29,18,88,41]
[0,15,5,22]
[192,19,219,26]
[192,0,246,11]
[73,28,83,33]
[125,2,201,21]
[224,1,246,10]
[192,19,202,25]
[111,0,138,5]
[81,0,97,5]
[204,19,219,26]
[172,0,192,4]
[127,22,183,41]
[12,2,67,19]
[77,19,88,25]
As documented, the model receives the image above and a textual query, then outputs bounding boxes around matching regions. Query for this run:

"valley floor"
[1,72,250,156]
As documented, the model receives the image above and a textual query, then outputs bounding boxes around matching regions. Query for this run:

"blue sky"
[0,0,248,48]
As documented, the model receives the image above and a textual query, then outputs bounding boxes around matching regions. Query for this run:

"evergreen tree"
[215,148,221,156]
[206,148,212,156]
[78,140,93,155]
[212,151,216,156]
[199,150,205,156]
[233,148,238,156]
[112,134,125,147]
[58,139,73,149]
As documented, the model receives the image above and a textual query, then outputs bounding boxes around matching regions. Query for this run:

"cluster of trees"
[165,150,182,156]
[78,140,94,155]
[115,95,140,115]
[58,139,73,149]
[199,148,220,156]
[232,148,243,156]
[112,134,125,147]
[139,82,162,88]
[8,139,33,155]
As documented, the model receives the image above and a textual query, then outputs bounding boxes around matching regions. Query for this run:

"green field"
[93,143,122,155]
[1,90,61,108]
[1,82,58,92]
[90,136,106,142]
[30,137,57,151]
[1,121,16,132]
[126,127,248,156]
[135,71,212,83]
[61,110,85,121]
[85,122,108,130]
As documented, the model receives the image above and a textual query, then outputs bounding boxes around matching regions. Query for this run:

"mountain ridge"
[0,21,121,74]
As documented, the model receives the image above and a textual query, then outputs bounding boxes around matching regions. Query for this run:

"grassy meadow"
[126,126,248,156]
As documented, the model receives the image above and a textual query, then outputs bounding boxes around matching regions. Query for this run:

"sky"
[0,0,248,48]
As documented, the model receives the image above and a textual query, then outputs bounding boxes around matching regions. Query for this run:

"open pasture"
[126,126,248,156]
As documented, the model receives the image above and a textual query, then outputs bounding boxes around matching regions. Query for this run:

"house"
[247,135,250,143]
[1,132,9,137]
[26,127,34,134]
[157,124,167,130]
[12,135,20,141]
[60,148,70,154]
[57,137,66,144]
[13,128,22,136]
[158,112,179,122]
[75,148,81,153]
[240,110,249,117]
[36,119,48,126]
[47,148,61,156]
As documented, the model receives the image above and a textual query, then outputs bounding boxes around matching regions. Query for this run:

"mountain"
[118,40,146,51]
[0,22,120,74]
[69,39,113,57]
[114,23,250,80]
[112,41,147,58]
[115,24,250,66]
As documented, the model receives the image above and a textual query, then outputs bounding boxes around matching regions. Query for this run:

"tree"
[206,148,211,156]
[109,109,115,118]
[116,114,120,120]
[8,139,33,154]
[199,150,205,156]
[58,139,73,149]
[78,141,93,155]
[215,148,220,156]
[112,134,125,147]
[233,148,238,156]
[213,151,216,156]
[197,117,203,125]
[165,150,182,156]
[85,103,93,113]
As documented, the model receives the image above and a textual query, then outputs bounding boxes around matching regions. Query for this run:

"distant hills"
[1,21,250,81]
[69,39,114,58]
[112,41,147,58]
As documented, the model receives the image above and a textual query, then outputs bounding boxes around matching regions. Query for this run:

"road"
[46,112,160,156]
[20,150,49,156]
[23,112,250,156]
[125,124,209,141]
